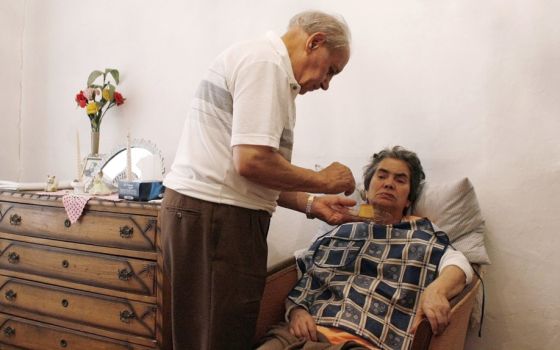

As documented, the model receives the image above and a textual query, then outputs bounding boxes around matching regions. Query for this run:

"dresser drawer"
[0,277,156,338]
[0,202,157,252]
[0,240,155,296]
[0,314,154,350]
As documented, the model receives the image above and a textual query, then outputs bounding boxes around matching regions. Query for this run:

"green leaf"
[87,70,104,86]
[106,69,120,85]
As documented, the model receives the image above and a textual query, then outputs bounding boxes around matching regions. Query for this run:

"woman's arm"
[411,265,467,335]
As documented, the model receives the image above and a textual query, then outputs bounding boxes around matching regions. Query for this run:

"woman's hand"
[411,286,451,335]
[289,307,318,341]
[410,265,466,335]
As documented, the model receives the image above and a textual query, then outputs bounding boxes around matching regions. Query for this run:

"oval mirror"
[95,139,165,186]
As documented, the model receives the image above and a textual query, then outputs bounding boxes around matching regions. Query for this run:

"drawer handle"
[60,339,68,348]
[5,289,17,301]
[8,252,20,264]
[3,326,15,337]
[61,299,69,307]
[147,218,157,231]
[62,260,69,268]
[64,219,71,228]
[118,268,134,281]
[119,225,134,238]
[120,310,136,323]
[9,214,22,226]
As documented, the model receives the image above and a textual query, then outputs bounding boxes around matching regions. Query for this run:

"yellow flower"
[102,88,112,101]
[86,102,99,115]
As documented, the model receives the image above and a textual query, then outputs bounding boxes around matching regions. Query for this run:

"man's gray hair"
[288,10,351,52]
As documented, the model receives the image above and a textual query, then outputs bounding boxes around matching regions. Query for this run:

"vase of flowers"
[75,68,126,155]
[90,130,100,156]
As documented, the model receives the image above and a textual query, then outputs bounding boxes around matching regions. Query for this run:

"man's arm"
[277,191,357,225]
[411,265,467,335]
[232,145,355,194]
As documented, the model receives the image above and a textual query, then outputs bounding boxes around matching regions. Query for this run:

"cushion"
[412,178,491,265]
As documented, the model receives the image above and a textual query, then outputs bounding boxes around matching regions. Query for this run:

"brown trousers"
[161,189,271,350]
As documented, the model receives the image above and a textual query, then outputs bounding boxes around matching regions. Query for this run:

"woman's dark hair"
[362,146,426,211]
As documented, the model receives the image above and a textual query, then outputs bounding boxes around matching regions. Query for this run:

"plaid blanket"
[287,219,449,350]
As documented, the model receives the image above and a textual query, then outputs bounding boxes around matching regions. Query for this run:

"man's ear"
[306,32,327,52]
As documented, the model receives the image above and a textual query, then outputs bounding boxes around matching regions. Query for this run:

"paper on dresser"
[0,180,73,191]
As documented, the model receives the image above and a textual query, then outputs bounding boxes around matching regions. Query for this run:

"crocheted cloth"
[287,219,449,350]
[62,193,92,224]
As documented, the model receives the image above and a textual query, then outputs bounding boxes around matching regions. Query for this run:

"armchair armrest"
[254,258,298,343]
[412,265,481,350]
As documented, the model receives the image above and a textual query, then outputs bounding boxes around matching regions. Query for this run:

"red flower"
[75,91,88,108]
[114,91,126,106]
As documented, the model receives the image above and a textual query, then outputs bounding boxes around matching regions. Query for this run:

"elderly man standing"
[161,10,356,350]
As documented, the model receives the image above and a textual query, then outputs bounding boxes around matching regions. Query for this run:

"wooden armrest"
[253,257,298,343]
[267,257,297,276]
[411,265,482,350]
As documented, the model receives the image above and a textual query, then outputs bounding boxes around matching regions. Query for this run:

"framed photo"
[82,155,102,179]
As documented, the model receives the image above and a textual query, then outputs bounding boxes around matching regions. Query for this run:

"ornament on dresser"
[44,175,58,192]
[87,171,114,195]
[74,68,126,156]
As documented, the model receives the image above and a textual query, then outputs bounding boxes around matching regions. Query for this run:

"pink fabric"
[62,193,92,224]
[61,193,122,223]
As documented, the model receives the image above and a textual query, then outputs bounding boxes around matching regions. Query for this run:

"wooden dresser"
[0,191,162,349]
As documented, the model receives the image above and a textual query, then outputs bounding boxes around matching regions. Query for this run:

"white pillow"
[413,178,491,265]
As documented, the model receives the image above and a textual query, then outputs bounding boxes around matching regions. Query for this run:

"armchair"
[254,177,488,349]
[254,258,481,350]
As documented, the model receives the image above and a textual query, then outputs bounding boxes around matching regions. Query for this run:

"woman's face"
[367,158,412,219]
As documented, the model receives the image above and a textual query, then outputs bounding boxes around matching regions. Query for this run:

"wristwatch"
[305,194,315,219]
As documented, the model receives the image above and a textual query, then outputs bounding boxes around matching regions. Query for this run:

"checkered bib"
[288,219,449,350]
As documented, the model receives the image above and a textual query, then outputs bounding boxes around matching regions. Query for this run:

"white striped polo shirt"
[164,31,300,213]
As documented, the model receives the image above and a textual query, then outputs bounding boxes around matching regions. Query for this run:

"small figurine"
[45,175,58,192]
[71,179,85,194]
[87,171,114,195]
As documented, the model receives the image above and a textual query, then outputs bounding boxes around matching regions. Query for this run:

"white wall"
[0,0,24,179]
[1,1,560,349]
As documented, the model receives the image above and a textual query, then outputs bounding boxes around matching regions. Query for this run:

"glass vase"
[91,130,100,156]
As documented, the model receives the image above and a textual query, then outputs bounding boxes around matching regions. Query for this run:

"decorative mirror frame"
[94,138,166,186]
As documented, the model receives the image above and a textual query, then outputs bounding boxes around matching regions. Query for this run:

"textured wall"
[0,0,24,180]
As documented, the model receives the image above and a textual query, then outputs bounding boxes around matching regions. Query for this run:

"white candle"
[126,131,132,180]
[76,130,82,180]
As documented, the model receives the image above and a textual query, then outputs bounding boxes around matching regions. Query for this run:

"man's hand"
[410,285,451,336]
[310,195,357,225]
[318,162,356,195]
[289,307,318,341]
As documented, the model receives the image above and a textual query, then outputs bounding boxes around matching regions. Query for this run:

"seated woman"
[256,146,474,350]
